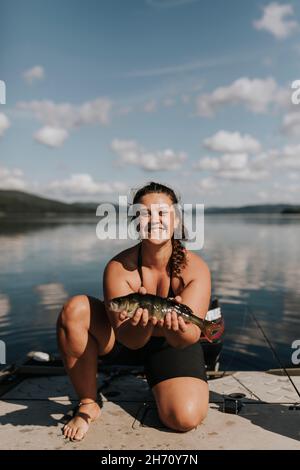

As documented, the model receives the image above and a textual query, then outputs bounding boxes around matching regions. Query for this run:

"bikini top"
[137,242,175,298]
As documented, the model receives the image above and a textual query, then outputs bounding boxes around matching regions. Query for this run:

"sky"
[0,0,300,206]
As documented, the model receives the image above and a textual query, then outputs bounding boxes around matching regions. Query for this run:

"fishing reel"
[222,393,246,414]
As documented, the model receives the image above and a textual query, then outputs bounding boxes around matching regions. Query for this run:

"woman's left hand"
[157,295,190,333]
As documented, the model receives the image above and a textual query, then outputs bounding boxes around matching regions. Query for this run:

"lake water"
[0,215,299,371]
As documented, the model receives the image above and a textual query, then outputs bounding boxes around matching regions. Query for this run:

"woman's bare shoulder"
[104,244,139,274]
[182,249,210,280]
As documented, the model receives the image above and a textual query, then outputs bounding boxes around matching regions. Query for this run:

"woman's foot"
[63,400,101,441]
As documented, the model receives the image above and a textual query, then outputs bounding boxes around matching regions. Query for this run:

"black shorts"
[99,336,207,389]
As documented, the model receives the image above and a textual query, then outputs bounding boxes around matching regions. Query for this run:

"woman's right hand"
[118,286,158,328]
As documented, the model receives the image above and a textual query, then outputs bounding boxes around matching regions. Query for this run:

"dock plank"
[0,371,299,450]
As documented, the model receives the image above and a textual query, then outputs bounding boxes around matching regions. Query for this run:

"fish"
[108,293,224,343]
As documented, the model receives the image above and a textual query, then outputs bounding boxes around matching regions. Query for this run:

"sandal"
[64,399,101,442]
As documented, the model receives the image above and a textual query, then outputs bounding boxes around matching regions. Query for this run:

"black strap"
[137,242,143,284]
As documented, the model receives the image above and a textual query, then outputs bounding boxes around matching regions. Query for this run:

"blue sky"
[0,0,300,206]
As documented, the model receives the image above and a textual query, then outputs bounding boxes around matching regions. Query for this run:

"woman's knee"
[58,295,90,328]
[159,402,208,432]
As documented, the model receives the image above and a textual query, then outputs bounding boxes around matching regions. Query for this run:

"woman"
[56,181,211,441]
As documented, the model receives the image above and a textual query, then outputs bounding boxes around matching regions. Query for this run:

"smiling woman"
[130,181,188,279]
[56,181,211,441]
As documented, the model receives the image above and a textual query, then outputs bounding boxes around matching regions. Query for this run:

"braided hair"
[131,181,188,278]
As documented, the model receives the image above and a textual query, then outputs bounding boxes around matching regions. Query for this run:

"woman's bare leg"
[56,295,115,440]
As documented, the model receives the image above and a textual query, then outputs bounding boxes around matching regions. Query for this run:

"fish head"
[108,295,139,318]
[108,296,128,313]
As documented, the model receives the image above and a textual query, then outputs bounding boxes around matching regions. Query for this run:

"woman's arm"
[160,254,211,349]
[103,260,156,349]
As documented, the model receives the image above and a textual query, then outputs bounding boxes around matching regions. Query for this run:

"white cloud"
[194,156,220,171]
[144,100,157,113]
[195,153,249,171]
[17,98,112,129]
[79,99,112,125]
[0,113,10,137]
[46,174,128,197]
[111,140,141,165]
[0,167,128,200]
[218,153,249,171]
[194,151,270,181]
[203,131,261,154]
[250,145,300,172]
[34,126,69,148]
[257,191,269,200]
[282,143,300,159]
[0,165,27,190]
[282,111,300,136]
[111,139,187,171]
[273,181,299,192]
[195,140,300,183]
[251,149,279,168]
[274,87,293,109]
[195,77,282,116]
[23,65,45,84]
[216,168,268,181]
[197,177,218,191]
[253,2,298,39]
[258,183,300,203]
[275,144,300,170]
[141,149,186,170]
[272,181,300,202]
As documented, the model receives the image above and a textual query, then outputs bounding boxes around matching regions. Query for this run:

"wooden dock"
[0,363,299,450]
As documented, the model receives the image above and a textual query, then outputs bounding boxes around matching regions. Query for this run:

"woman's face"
[137,192,178,244]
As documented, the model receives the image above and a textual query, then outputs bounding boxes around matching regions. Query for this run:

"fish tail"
[202,319,225,343]
[193,318,213,343]
[187,313,213,342]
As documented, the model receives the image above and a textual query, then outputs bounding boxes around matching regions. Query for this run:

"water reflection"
[0,293,11,329]
[35,283,68,312]
[0,216,299,369]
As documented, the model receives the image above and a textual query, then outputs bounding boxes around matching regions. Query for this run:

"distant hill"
[281,206,300,214]
[205,204,300,215]
[0,190,99,216]
[0,189,299,217]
